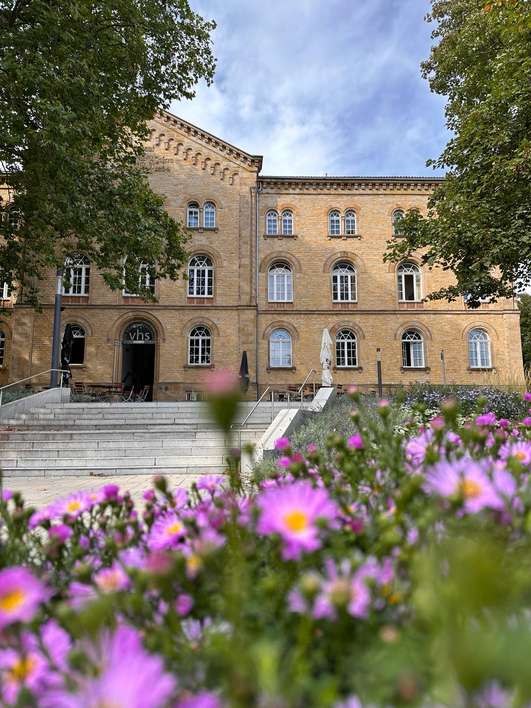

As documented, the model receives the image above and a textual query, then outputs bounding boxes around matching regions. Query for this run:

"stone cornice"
[156,110,263,171]
[258,176,444,192]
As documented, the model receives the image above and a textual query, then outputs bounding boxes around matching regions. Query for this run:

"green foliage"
[0,0,216,298]
[519,293,531,370]
[385,0,531,303]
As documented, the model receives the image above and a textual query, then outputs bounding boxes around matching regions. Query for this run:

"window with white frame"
[468,328,491,368]
[332,262,357,302]
[328,210,341,236]
[397,262,421,301]
[187,202,200,228]
[188,255,213,297]
[269,328,292,368]
[281,209,293,235]
[336,329,357,367]
[203,201,216,228]
[266,210,278,236]
[188,326,211,366]
[402,329,425,368]
[69,324,86,365]
[393,209,405,236]
[123,261,155,296]
[1,282,11,299]
[63,254,90,296]
[268,262,293,302]
[345,210,357,236]
[0,329,5,366]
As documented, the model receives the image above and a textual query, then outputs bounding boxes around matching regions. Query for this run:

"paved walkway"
[3,474,202,508]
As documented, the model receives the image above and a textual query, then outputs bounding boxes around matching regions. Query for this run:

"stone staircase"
[0,401,300,478]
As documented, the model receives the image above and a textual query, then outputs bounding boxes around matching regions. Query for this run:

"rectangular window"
[402,341,424,368]
[336,341,357,367]
[270,341,292,367]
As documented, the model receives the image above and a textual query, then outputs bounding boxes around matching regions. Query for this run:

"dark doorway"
[121,321,156,401]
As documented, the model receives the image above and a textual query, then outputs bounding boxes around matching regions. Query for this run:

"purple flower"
[94,564,130,593]
[196,476,225,494]
[275,436,291,451]
[102,484,120,500]
[176,593,194,616]
[256,481,339,560]
[0,643,48,704]
[405,430,433,468]
[500,441,531,466]
[334,698,362,708]
[425,459,502,513]
[0,567,49,629]
[52,491,93,520]
[148,512,186,551]
[176,691,222,708]
[347,434,364,450]
[48,524,72,543]
[523,392,531,402]
[523,417,531,427]
[476,411,497,426]
[1,489,13,501]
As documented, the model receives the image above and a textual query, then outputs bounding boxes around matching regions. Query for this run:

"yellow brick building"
[0,110,525,397]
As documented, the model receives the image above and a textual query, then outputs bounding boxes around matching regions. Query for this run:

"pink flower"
[275,436,291,451]
[523,392,531,402]
[499,441,531,466]
[176,692,222,708]
[425,459,502,513]
[256,481,339,560]
[176,594,194,617]
[0,567,49,629]
[204,368,239,394]
[0,643,48,704]
[94,564,130,593]
[347,434,364,450]
[48,525,72,543]
[196,476,225,494]
[523,417,531,427]
[430,416,445,430]
[148,512,186,551]
[51,491,93,520]
[476,412,497,426]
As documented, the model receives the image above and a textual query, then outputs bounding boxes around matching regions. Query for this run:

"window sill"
[332,301,358,307]
[63,296,89,304]
[263,234,298,239]
[468,367,494,372]
[327,234,361,240]
[187,227,218,233]
[266,366,296,372]
[333,366,363,371]
[70,364,86,369]
[183,363,214,369]
[187,297,215,304]
[401,366,431,372]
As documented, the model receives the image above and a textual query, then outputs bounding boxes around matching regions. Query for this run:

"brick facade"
[1,111,525,397]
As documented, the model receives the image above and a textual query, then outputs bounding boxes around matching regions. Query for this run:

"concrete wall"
[0,386,70,421]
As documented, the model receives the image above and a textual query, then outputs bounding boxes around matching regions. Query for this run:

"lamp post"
[376,347,383,398]
[50,267,63,387]
[440,349,447,385]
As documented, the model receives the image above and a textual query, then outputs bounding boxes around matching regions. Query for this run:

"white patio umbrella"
[320,328,333,387]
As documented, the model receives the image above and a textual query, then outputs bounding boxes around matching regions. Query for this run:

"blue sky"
[171,0,449,177]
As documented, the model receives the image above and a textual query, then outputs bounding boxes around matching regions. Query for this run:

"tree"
[519,293,531,371]
[385,0,531,304]
[0,0,216,299]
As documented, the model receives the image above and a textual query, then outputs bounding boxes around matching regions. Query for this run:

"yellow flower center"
[0,589,25,613]
[515,451,526,461]
[459,479,482,499]
[98,571,122,592]
[186,554,202,574]
[9,655,36,682]
[165,522,183,536]
[66,500,82,513]
[283,510,308,533]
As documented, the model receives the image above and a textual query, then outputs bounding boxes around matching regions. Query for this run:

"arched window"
[187,202,200,228]
[329,210,341,236]
[397,262,421,302]
[281,210,293,236]
[268,262,293,302]
[345,210,357,236]
[69,324,86,365]
[402,329,425,368]
[0,329,5,366]
[270,329,292,368]
[203,202,216,228]
[393,209,405,236]
[188,255,213,297]
[63,254,90,296]
[266,210,278,236]
[123,261,155,295]
[336,329,357,368]
[332,262,357,302]
[468,328,491,368]
[188,326,211,366]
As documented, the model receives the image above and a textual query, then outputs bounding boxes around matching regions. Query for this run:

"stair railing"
[0,369,70,408]
[297,368,317,406]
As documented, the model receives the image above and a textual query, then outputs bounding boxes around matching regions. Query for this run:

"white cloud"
[171,0,449,176]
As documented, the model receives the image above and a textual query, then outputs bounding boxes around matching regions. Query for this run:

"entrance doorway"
[121,321,156,401]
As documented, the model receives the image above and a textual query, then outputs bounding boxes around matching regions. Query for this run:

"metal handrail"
[236,386,271,429]
[297,368,316,396]
[0,369,70,407]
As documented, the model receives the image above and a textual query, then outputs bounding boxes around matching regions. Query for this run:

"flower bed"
[1,391,530,707]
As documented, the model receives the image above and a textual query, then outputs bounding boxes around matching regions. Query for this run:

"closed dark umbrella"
[60,324,74,384]
[239,350,250,393]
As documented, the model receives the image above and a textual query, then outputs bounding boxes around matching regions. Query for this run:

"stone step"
[1,463,227,478]
[0,429,262,443]
[0,420,267,431]
[1,453,225,470]
[0,444,228,459]
[0,437,235,451]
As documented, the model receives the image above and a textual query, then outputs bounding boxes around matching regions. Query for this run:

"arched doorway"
[121,321,156,401]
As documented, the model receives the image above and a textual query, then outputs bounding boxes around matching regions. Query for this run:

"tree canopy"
[0,0,216,299]
[518,293,531,371]
[385,0,531,305]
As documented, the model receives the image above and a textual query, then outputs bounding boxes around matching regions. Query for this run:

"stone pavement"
[3,474,202,508]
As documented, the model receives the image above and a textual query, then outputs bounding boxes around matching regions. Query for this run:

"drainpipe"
[254,183,262,401]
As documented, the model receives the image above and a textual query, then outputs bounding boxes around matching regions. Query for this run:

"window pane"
[266,211,278,235]
[187,203,200,228]
[204,202,216,228]
[282,210,293,235]
[0,331,5,366]
[329,211,340,236]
